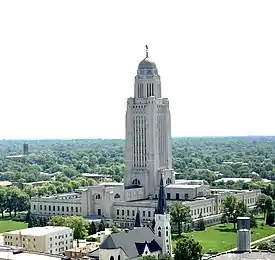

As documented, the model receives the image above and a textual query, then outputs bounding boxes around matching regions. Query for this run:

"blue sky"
[0,0,275,139]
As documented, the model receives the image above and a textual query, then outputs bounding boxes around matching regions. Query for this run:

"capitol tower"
[124,46,175,198]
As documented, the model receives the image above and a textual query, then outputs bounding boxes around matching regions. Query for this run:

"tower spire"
[134,209,142,229]
[156,174,167,214]
[145,45,148,58]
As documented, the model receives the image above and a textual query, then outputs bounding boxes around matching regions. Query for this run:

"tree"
[28,215,35,228]
[170,202,191,235]
[256,194,273,219]
[158,253,173,260]
[49,216,88,241]
[142,256,157,260]
[142,254,172,260]
[0,188,6,218]
[266,211,275,225]
[97,219,105,232]
[250,213,258,228]
[222,195,248,230]
[174,237,203,260]
[196,212,205,231]
[25,209,31,223]
[89,221,97,235]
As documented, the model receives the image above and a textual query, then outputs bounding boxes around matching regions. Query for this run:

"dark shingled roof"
[100,228,161,259]
[135,239,162,255]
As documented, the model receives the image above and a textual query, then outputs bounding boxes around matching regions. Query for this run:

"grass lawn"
[0,219,27,233]
[173,221,275,253]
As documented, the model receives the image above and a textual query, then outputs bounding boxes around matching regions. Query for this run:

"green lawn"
[173,222,275,253]
[0,219,28,233]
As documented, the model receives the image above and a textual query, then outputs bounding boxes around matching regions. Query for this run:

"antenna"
[145,45,148,58]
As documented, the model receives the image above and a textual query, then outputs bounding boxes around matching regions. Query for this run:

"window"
[53,206,55,211]
[76,207,78,213]
[148,211,151,217]
[132,210,135,216]
[71,206,73,212]
[184,193,188,200]
[62,206,64,212]
[127,210,129,216]
[110,257,114,260]
[67,207,69,212]
[33,205,36,210]
[49,205,51,211]
[132,179,140,185]
[95,194,101,199]
[98,209,101,215]
[117,209,119,215]
[167,193,171,200]
[118,256,121,260]
[158,231,161,237]
[122,210,124,216]
[44,205,46,211]
[57,206,60,211]
[143,211,145,217]
[176,193,180,200]
[40,205,42,210]
[166,178,172,185]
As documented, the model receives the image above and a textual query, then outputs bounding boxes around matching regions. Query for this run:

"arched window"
[158,231,161,237]
[166,178,172,185]
[118,256,121,260]
[114,193,120,199]
[166,231,169,236]
[110,256,114,260]
[132,179,141,185]
[95,194,101,199]
[158,226,161,230]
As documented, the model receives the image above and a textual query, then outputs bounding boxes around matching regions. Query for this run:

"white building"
[3,226,73,254]
[30,47,261,229]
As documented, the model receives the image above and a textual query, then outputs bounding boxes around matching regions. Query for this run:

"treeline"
[1,137,275,185]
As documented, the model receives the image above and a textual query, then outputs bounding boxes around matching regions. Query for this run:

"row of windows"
[34,205,82,213]
[5,236,35,241]
[166,192,189,200]
[116,209,152,218]
[191,206,215,216]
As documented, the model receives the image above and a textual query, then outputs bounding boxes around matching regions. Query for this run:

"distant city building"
[214,177,271,184]
[30,48,261,230]
[23,142,29,155]
[3,226,73,254]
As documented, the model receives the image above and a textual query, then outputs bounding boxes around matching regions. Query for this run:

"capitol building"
[30,48,260,228]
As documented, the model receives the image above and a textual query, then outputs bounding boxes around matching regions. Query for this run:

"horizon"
[1,0,275,139]
[1,135,275,141]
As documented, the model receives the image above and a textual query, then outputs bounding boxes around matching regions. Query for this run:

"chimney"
[237,217,251,252]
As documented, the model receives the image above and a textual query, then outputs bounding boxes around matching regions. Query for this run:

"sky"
[0,0,275,139]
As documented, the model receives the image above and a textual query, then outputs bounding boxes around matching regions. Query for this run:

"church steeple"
[134,210,142,229]
[154,174,172,255]
[156,175,167,214]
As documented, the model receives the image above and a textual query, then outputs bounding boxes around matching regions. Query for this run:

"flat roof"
[0,251,60,260]
[166,184,202,189]
[5,226,71,236]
